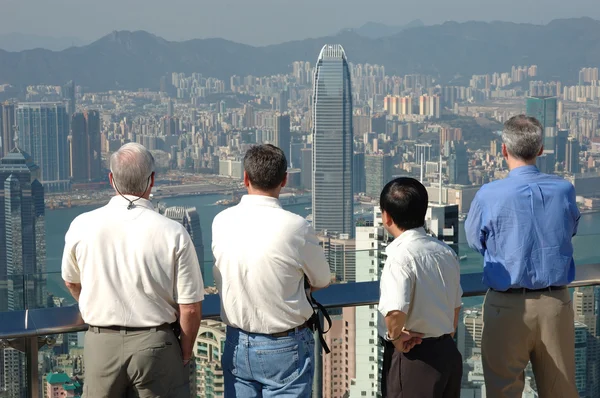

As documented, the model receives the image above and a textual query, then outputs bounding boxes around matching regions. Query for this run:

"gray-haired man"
[466,115,580,397]
[62,143,204,397]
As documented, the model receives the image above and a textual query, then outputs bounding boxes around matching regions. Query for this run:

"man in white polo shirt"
[378,177,463,397]
[61,143,204,398]
[212,144,331,397]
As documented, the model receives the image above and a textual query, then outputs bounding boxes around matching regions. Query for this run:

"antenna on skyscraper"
[420,153,424,183]
[439,153,443,205]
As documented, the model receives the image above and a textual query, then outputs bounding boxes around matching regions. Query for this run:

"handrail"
[2,263,600,340]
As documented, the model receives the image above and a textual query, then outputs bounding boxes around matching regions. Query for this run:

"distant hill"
[344,20,425,38]
[0,33,87,52]
[0,18,599,91]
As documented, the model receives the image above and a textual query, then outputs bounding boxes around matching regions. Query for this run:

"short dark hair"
[380,177,429,230]
[243,144,287,191]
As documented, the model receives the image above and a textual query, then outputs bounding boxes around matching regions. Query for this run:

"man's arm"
[451,307,461,338]
[465,194,486,255]
[175,233,205,363]
[299,224,331,290]
[385,310,423,352]
[65,282,82,302]
[61,225,82,301]
[179,302,202,364]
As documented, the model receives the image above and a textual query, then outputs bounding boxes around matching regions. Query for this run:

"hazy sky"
[2,0,600,45]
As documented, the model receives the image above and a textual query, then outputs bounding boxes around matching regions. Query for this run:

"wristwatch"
[385,331,403,342]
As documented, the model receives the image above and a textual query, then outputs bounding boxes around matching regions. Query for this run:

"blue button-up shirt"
[465,165,580,291]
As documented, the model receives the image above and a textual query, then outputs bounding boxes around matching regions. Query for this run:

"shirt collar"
[508,165,540,177]
[108,195,155,211]
[386,227,427,253]
[240,194,282,209]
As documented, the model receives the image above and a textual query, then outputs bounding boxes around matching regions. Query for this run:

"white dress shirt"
[378,227,462,339]
[61,195,205,327]
[212,194,331,333]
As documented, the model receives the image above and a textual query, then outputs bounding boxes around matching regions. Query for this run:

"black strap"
[307,291,332,354]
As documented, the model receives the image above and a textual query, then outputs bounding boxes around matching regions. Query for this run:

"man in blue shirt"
[466,115,580,398]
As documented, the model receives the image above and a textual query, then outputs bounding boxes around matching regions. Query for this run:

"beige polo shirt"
[378,227,462,339]
[212,194,331,334]
[61,195,205,327]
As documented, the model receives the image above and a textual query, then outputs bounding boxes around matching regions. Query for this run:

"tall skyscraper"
[160,206,205,279]
[449,142,470,185]
[62,81,76,116]
[312,44,353,236]
[274,114,291,167]
[1,103,15,158]
[16,103,70,183]
[0,148,46,397]
[566,136,581,174]
[69,110,102,182]
[365,153,393,198]
[352,152,366,195]
[526,96,557,132]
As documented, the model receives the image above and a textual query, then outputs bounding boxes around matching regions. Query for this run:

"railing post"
[312,312,323,398]
[25,336,39,398]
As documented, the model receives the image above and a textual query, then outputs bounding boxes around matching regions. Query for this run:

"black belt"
[88,324,170,334]
[270,323,308,338]
[493,285,567,294]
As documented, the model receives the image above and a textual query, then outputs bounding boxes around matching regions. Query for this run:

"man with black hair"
[378,177,463,398]
[212,144,331,397]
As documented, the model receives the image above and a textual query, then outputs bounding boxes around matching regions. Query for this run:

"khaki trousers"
[83,325,190,398]
[482,288,578,398]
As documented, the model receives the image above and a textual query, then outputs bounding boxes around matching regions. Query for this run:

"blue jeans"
[222,326,315,397]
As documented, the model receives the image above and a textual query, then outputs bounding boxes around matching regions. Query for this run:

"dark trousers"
[381,334,462,398]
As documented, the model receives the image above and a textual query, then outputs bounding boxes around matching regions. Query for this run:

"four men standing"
[63,114,581,397]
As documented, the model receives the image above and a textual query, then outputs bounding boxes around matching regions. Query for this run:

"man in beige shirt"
[61,143,204,398]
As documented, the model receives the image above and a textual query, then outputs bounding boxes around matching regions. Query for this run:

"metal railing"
[2,263,600,398]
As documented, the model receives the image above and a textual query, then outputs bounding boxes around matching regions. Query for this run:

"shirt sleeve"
[61,224,81,284]
[175,232,205,304]
[378,256,414,317]
[299,224,331,289]
[465,193,487,255]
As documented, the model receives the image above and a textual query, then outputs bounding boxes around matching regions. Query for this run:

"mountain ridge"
[0,18,599,91]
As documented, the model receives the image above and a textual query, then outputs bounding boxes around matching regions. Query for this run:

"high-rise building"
[274,114,291,167]
[194,320,226,398]
[350,208,389,398]
[323,307,356,398]
[556,130,569,163]
[566,136,581,174]
[16,103,70,184]
[0,148,46,397]
[526,96,557,132]
[573,287,600,397]
[160,206,205,279]
[312,44,353,236]
[1,103,15,158]
[62,81,76,117]
[449,141,470,185]
[575,321,589,396]
[352,152,366,194]
[69,110,102,182]
[318,234,355,282]
[426,203,460,255]
[365,153,393,198]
